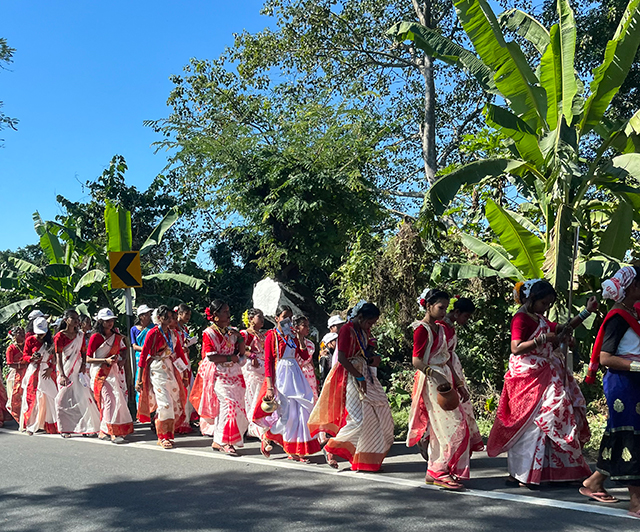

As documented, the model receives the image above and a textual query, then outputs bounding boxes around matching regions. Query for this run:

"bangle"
[579,309,591,321]
[226,355,232,363]
[631,361,640,372]
[355,375,365,382]
[423,367,432,377]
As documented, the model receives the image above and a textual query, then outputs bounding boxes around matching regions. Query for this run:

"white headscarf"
[602,266,637,302]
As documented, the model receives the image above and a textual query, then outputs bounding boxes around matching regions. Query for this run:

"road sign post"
[109,251,142,417]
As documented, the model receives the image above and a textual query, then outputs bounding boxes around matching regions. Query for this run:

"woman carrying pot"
[406,289,474,490]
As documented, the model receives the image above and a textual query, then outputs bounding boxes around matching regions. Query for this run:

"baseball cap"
[136,304,153,317]
[327,315,346,328]
[28,309,48,320]
[97,308,116,321]
[322,332,339,345]
[33,317,49,334]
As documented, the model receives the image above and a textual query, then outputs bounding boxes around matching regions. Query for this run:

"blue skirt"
[596,369,640,484]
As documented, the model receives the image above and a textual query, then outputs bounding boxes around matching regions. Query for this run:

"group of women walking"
[2,266,640,515]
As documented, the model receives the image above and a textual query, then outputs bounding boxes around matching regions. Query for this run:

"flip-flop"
[296,456,311,464]
[98,433,109,441]
[433,476,465,491]
[579,486,619,504]
[323,448,338,469]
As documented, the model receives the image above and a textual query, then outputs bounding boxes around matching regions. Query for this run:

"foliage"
[391,0,640,336]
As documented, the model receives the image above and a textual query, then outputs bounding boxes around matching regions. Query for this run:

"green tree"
[0,37,18,144]
[148,66,392,312]
[391,0,640,317]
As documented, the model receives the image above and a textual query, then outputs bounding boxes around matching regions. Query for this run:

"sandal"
[579,486,619,504]
[432,475,465,491]
[157,439,174,449]
[323,448,338,469]
[98,432,109,441]
[61,433,71,439]
[296,455,311,464]
[212,443,238,456]
[260,438,271,459]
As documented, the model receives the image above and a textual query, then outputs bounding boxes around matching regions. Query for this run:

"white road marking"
[1,428,633,520]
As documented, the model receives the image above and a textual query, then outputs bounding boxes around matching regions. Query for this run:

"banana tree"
[390,0,640,307]
[0,205,204,323]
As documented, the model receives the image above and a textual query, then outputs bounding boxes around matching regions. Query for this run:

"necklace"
[620,302,638,318]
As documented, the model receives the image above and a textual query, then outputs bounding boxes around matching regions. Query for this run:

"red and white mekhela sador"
[487,312,591,484]
[240,329,266,439]
[308,322,392,470]
[407,321,477,481]
[190,326,248,446]
[254,329,321,456]
[436,318,484,453]
[5,341,26,423]
[54,331,101,435]
[138,326,189,441]
[88,332,134,437]
[297,337,318,401]
[20,335,58,434]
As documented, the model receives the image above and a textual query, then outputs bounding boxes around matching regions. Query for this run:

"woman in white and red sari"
[254,305,321,462]
[407,289,477,490]
[175,303,198,426]
[293,315,319,401]
[436,297,484,457]
[309,301,393,471]
[136,305,189,449]
[87,308,133,442]
[54,309,101,437]
[487,279,597,486]
[190,300,248,455]
[241,308,266,439]
[20,317,58,434]
[5,326,26,424]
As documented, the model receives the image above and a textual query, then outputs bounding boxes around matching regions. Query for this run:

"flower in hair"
[347,299,367,320]
[417,288,431,312]
[204,307,214,322]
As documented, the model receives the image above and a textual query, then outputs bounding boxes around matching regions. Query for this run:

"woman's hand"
[546,332,561,347]
[264,387,275,402]
[43,367,54,380]
[457,385,470,403]
[231,354,239,364]
[369,355,381,368]
[79,362,86,374]
[135,380,143,392]
[251,357,260,368]
[59,375,69,387]
[586,296,599,313]
[105,355,116,366]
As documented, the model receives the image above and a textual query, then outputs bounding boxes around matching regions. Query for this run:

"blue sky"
[0,0,268,252]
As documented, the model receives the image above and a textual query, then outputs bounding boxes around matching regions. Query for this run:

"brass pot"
[436,383,460,411]
[261,398,278,413]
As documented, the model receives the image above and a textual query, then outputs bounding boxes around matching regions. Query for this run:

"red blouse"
[54,331,74,353]
[6,343,24,365]
[23,335,43,363]
[264,329,308,379]
[336,321,374,359]
[412,323,442,359]
[511,312,557,343]
[139,326,186,368]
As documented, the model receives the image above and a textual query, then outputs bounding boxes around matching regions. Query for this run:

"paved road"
[0,420,637,531]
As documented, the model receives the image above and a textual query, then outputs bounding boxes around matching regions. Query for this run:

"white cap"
[33,317,49,334]
[97,308,116,321]
[322,332,339,345]
[327,315,346,328]
[136,304,153,317]
[28,309,47,320]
